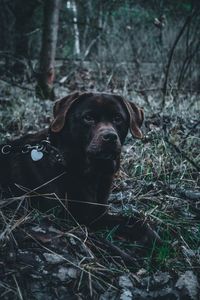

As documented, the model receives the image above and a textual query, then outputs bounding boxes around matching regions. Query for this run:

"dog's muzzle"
[86,129,121,161]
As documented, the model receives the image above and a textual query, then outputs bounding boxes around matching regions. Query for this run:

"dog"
[0,92,158,243]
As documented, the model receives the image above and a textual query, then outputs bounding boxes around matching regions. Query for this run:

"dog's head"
[50,92,144,174]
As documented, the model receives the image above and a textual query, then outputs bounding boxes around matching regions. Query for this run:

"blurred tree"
[36,0,61,99]
[0,0,15,53]
[67,0,80,56]
[0,0,42,78]
[0,0,199,97]
[14,0,40,59]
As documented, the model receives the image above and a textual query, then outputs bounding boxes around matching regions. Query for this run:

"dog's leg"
[91,214,161,246]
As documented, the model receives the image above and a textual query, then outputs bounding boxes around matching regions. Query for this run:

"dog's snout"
[102,132,118,142]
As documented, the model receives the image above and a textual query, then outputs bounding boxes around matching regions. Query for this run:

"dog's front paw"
[117,216,161,246]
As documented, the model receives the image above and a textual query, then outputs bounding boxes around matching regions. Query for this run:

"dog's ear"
[122,99,144,139]
[51,92,80,132]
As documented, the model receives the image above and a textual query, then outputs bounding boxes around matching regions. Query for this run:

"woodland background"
[0,1,200,299]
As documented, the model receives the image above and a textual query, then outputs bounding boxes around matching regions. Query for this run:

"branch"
[165,138,200,172]
[162,10,197,109]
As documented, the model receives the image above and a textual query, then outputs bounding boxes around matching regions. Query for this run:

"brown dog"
[0,92,157,242]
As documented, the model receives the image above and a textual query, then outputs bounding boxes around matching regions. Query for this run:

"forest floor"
[0,67,200,299]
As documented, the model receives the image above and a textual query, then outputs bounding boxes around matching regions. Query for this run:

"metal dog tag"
[31,149,44,161]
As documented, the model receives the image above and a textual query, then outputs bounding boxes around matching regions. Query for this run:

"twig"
[183,120,200,141]
[89,235,140,266]
[178,188,200,201]
[162,10,197,109]
[165,138,200,172]
[82,35,101,61]
[12,275,23,300]
[177,40,200,90]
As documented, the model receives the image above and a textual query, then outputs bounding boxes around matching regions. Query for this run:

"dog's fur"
[0,92,157,241]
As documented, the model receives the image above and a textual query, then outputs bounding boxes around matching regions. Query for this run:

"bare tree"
[67,0,80,56]
[37,0,61,99]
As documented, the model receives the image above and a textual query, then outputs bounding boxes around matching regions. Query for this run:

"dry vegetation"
[0,66,199,299]
[0,1,200,298]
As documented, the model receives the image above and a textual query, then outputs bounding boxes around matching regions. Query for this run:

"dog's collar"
[0,139,66,166]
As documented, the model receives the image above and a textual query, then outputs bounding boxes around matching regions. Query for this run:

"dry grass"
[0,82,199,298]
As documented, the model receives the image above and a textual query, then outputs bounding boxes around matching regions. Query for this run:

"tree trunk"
[67,0,80,56]
[15,0,40,58]
[37,0,61,100]
[72,0,80,56]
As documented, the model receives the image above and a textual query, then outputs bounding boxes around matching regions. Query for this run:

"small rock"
[175,270,199,300]
[153,271,171,285]
[57,266,78,281]
[69,237,77,245]
[137,268,147,276]
[119,276,133,300]
[120,289,132,300]
[119,275,133,289]
[43,253,65,264]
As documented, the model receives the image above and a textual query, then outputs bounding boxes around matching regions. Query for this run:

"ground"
[0,68,199,299]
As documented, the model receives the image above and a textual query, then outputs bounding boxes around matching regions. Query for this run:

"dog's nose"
[102,132,118,142]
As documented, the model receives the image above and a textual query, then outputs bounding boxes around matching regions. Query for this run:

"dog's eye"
[83,113,95,123]
[113,114,123,123]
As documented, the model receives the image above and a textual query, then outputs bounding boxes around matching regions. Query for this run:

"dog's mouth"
[92,152,117,161]
[87,148,120,161]
[86,149,120,174]
[86,138,122,174]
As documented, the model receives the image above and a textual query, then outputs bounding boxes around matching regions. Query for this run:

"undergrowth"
[0,84,199,298]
